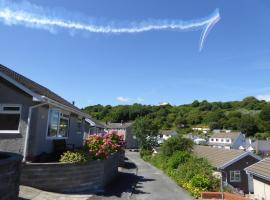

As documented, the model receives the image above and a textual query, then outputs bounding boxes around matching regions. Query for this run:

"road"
[127,151,194,200]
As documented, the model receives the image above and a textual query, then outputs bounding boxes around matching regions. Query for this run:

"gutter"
[23,102,48,162]
[245,170,270,182]
[42,96,90,119]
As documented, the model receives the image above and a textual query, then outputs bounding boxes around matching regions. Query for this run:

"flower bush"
[85,133,125,160]
[60,150,90,164]
[60,133,125,163]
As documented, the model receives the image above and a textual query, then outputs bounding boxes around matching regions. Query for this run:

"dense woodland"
[83,97,270,138]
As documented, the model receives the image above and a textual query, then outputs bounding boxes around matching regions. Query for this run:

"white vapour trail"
[0,0,220,51]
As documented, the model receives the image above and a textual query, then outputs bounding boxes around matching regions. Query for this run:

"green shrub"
[190,174,211,189]
[60,151,90,164]
[175,157,213,182]
[167,151,191,169]
[149,153,168,170]
[160,136,193,157]
[140,149,153,158]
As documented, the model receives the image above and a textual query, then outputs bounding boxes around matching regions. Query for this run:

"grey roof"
[160,130,178,136]
[91,118,106,128]
[210,132,241,142]
[193,145,246,169]
[105,122,134,129]
[246,157,270,180]
[0,64,85,115]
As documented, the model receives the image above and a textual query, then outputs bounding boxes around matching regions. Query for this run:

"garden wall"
[0,152,23,200]
[21,152,124,193]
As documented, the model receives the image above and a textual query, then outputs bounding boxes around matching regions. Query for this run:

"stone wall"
[0,152,23,200]
[21,153,124,193]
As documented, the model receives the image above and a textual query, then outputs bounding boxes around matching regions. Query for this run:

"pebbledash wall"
[0,152,23,200]
[21,153,124,193]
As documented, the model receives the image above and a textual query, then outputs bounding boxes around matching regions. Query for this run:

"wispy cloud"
[0,0,220,51]
[116,96,144,104]
[116,96,130,103]
[256,94,270,102]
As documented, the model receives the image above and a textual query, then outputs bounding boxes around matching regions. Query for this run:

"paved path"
[19,186,93,200]
[127,151,194,200]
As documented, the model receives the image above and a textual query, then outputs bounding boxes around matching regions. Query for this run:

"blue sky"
[1,0,270,108]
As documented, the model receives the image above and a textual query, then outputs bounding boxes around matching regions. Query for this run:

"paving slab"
[19,186,93,200]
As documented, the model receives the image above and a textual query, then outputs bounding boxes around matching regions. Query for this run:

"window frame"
[230,170,241,182]
[46,108,70,139]
[76,118,83,134]
[0,104,22,134]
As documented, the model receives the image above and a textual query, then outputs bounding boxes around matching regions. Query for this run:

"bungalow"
[0,65,97,161]
[194,146,261,194]
[245,157,270,200]
[208,132,246,150]
[105,122,138,149]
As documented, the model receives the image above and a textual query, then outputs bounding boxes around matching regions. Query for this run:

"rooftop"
[105,122,134,129]
[0,64,82,113]
[210,132,241,141]
[193,145,246,169]
[245,157,270,180]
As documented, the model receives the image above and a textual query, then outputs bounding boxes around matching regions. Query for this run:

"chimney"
[72,101,75,105]
[121,120,123,126]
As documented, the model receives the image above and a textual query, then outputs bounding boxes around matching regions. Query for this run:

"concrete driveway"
[127,151,194,200]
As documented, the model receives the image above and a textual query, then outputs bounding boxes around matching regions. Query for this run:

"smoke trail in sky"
[0,0,220,51]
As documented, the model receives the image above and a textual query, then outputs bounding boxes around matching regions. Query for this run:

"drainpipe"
[23,102,48,162]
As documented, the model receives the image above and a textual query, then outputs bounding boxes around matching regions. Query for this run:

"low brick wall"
[0,152,23,200]
[21,152,124,193]
[201,192,250,200]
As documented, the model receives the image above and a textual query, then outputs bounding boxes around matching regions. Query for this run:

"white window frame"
[230,170,241,182]
[76,118,83,134]
[0,104,21,134]
[46,109,70,139]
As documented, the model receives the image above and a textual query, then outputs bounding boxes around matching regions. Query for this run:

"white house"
[245,157,270,200]
[208,132,246,150]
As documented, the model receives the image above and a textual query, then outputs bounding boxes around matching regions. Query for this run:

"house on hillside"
[245,157,270,200]
[208,132,246,150]
[193,145,261,194]
[0,65,99,161]
[157,130,178,145]
[192,126,210,134]
[105,122,138,149]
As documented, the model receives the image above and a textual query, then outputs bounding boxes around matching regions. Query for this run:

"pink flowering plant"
[85,133,125,160]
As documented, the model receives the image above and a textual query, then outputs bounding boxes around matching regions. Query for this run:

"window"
[216,139,219,142]
[47,109,69,138]
[211,138,214,142]
[76,118,82,134]
[226,139,230,143]
[221,139,224,142]
[0,104,21,133]
[230,171,241,182]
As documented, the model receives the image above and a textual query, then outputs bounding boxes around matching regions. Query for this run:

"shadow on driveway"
[93,161,155,199]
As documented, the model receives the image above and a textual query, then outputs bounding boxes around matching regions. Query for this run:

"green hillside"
[83,96,270,138]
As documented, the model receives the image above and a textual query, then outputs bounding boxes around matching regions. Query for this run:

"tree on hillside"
[133,117,159,150]
[260,104,270,122]
[239,114,258,136]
